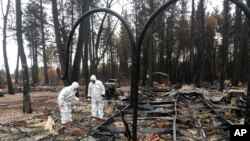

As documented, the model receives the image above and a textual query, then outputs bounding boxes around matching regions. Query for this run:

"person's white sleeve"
[58,88,65,102]
[100,82,105,95]
[62,88,70,98]
[88,83,91,97]
[74,97,79,101]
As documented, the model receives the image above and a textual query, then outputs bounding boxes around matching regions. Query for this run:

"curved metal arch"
[132,0,250,140]
[61,8,136,81]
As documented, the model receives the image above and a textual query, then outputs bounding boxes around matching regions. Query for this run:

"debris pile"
[0,92,125,140]
[84,84,246,141]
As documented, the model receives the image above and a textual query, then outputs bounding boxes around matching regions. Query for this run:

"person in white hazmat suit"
[58,82,80,124]
[88,75,106,119]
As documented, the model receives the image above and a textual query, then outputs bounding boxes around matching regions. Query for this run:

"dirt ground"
[0,90,122,140]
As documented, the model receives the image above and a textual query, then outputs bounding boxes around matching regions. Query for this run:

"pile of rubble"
[0,84,247,140]
[0,92,126,140]
[84,84,246,141]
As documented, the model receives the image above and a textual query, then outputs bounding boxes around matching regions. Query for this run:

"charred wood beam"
[199,96,234,125]
[120,110,132,140]
[112,116,174,121]
[190,107,206,141]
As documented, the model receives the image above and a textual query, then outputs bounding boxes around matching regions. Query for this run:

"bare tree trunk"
[195,0,205,87]
[33,38,39,84]
[84,41,90,97]
[244,0,250,125]
[90,15,94,74]
[166,5,175,83]
[1,0,14,94]
[69,0,74,83]
[220,0,229,91]
[52,0,69,85]
[141,33,150,86]
[148,0,154,88]
[190,0,195,83]
[91,14,107,74]
[148,30,153,87]
[71,0,90,97]
[15,50,19,84]
[16,0,32,113]
[40,0,49,84]
[232,4,243,86]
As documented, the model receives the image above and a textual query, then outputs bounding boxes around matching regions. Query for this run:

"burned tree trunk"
[52,0,69,85]
[244,0,250,125]
[189,0,195,83]
[71,0,90,97]
[40,0,49,85]
[16,0,32,113]
[1,0,14,94]
[220,0,230,91]
[15,50,19,84]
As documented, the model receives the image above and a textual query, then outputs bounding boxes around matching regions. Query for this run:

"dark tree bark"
[147,0,155,88]
[189,0,195,83]
[220,0,230,91]
[141,32,150,86]
[119,16,130,80]
[1,0,14,94]
[239,20,248,82]
[52,0,69,85]
[32,38,39,84]
[244,0,250,125]
[83,41,90,97]
[15,50,19,84]
[166,5,175,83]
[16,0,32,113]
[199,0,205,86]
[68,0,74,83]
[91,14,107,74]
[195,0,205,86]
[71,0,90,97]
[232,3,243,86]
[89,0,114,75]
[40,0,49,84]
[158,15,166,73]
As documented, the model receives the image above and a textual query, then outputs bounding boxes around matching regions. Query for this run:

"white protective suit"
[58,82,79,124]
[88,75,105,119]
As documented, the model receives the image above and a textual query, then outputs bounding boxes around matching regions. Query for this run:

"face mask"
[91,80,96,83]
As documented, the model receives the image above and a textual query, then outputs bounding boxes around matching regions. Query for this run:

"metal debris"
[86,84,245,141]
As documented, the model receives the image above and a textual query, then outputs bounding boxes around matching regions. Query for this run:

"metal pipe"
[230,0,250,19]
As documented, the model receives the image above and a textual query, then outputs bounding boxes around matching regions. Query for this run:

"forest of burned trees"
[1,0,250,113]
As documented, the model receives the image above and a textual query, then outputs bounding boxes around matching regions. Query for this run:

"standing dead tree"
[1,0,14,94]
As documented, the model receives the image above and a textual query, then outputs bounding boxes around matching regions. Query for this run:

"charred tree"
[15,50,19,84]
[40,0,49,85]
[244,0,250,125]
[189,0,195,83]
[1,0,14,94]
[16,0,32,113]
[51,0,69,85]
[220,0,230,91]
[71,0,90,97]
